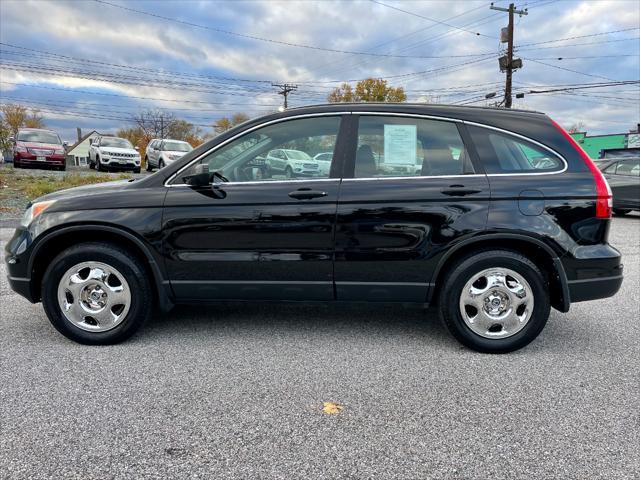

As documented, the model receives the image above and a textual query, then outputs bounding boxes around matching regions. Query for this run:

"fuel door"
[518,189,545,216]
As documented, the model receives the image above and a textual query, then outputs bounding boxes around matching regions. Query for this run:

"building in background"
[571,125,640,159]
[66,130,112,166]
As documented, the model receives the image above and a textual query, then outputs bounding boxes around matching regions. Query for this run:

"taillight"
[550,119,612,219]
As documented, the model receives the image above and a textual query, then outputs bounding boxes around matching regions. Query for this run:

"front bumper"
[15,154,65,167]
[5,226,37,303]
[102,159,140,170]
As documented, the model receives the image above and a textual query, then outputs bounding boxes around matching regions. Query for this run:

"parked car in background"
[599,157,640,215]
[313,152,333,176]
[11,128,67,171]
[88,136,141,172]
[5,104,623,353]
[265,148,320,178]
[145,139,193,171]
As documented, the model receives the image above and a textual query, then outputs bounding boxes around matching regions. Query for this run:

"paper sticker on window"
[384,125,417,165]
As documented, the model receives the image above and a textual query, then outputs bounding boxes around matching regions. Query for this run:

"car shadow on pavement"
[139,302,459,349]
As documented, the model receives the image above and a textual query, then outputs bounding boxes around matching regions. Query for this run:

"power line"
[516,26,640,48]
[369,0,496,39]
[0,81,279,106]
[521,57,618,81]
[92,0,496,60]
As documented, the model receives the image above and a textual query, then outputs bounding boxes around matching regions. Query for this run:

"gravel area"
[0,164,151,219]
[0,216,638,479]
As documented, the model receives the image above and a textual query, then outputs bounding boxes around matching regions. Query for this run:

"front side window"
[176,116,341,184]
[354,116,471,178]
[467,125,564,174]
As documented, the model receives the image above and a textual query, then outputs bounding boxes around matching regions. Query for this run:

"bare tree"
[567,121,586,134]
[132,109,177,140]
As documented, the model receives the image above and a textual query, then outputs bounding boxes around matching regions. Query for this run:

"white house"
[66,130,112,166]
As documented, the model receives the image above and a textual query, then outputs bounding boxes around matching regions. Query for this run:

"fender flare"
[29,223,174,312]
[428,233,570,311]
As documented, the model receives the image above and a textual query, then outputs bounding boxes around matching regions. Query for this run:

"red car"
[12,128,67,171]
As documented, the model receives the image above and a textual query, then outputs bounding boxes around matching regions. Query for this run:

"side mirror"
[185,172,211,187]
[9,136,15,143]
[63,141,68,147]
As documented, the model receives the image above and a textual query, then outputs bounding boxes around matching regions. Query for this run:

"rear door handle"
[441,188,482,196]
[288,189,328,200]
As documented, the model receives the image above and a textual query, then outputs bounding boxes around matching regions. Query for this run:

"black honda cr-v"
[5,104,623,352]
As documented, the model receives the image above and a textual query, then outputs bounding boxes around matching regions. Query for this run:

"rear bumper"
[562,243,623,304]
[568,274,624,303]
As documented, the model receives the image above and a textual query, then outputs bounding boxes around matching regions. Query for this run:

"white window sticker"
[384,125,417,165]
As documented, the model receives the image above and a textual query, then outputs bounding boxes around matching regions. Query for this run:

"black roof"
[228,102,551,145]
[284,102,544,117]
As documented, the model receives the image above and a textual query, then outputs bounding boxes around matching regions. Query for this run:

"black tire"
[96,156,104,172]
[145,157,152,171]
[285,166,294,179]
[439,249,550,354]
[89,160,95,170]
[613,208,630,216]
[41,242,152,345]
[14,160,21,169]
[159,159,164,169]
[134,167,141,174]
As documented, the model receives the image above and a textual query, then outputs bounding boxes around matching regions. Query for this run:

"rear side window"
[615,160,640,176]
[467,125,564,174]
[354,116,473,178]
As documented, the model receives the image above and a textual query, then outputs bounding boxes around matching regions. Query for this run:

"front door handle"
[288,188,328,200]
[441,187,482,196]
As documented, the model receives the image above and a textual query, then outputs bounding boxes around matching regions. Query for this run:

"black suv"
[5,104,623,353]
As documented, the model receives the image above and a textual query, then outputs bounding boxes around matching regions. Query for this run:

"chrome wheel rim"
[57,261,131,332]
[459,267,534,339]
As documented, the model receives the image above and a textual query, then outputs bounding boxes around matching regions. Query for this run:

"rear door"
[162,114,348,301]
[334,114,490,302]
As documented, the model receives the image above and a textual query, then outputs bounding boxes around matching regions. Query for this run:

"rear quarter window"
[467,125,564,174]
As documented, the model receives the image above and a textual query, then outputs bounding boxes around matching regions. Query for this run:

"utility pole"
[272,83,298,109]
[490,2,527,108]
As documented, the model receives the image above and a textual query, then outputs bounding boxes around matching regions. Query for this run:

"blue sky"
[1,0,638,142]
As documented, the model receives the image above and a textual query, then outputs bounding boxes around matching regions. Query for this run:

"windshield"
[17,131,61,144]
[101,137,133,148]
[286,150,312,160]
[163,141,192,152]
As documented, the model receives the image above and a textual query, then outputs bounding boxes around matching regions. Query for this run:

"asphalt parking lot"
[0,215,638,479]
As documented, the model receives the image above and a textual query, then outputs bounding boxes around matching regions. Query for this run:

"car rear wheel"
[439,250,550,353]
[145,157,152,171]
[41,242,152,344]
[89,160,95,169]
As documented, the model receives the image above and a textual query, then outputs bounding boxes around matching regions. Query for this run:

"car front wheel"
[439,250,550,353]
[42,242,152,344]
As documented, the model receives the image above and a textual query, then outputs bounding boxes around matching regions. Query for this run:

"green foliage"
[328,78,407,103]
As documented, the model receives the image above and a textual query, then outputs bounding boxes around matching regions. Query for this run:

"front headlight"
[21,200,56,227]
[54,148,65,155]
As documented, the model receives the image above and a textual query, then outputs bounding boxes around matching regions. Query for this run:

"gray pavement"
[1,216,638,479]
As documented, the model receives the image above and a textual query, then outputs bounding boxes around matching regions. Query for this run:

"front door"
[334,114,490,302]
[162,115,346,301]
